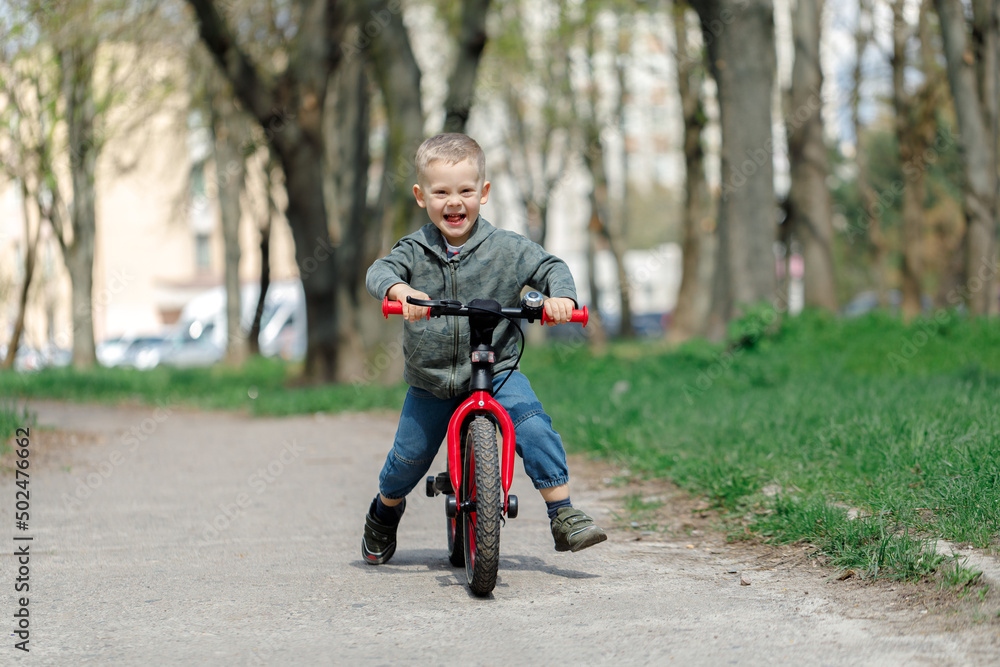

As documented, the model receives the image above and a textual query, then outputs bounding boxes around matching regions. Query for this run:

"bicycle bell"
[523,291,544,309]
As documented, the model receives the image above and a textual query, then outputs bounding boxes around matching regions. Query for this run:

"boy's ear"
[413,184,427,208]
[480,180,491,205]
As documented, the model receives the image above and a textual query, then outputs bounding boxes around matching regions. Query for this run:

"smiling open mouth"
[444,214,466,224]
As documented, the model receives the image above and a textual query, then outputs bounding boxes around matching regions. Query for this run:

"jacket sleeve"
[518,238,579,306]
[366,240,416,301]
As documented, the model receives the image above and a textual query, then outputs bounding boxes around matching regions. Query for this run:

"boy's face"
[413,157,490,247]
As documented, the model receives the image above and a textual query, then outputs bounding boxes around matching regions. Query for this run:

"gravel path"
[1,401,997,665]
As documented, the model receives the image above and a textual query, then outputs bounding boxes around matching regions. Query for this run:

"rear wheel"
[462,416,501,596]
[447,500,464,567]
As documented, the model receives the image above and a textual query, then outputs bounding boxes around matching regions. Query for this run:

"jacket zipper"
[449,260,459,397]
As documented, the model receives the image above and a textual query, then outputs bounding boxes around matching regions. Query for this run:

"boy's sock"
[545,497,573,521]
[371,496,405,526]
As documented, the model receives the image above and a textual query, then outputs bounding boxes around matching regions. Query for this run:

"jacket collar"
[414,216,496,260]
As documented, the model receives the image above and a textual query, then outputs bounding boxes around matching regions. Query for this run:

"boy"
[362,133,606,564]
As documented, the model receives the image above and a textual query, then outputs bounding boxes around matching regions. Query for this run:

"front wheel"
[462,416,501,596]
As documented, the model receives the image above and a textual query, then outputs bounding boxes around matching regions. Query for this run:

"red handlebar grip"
[382,297,429,320]
[540,306,588,327]
[382,297,403,318]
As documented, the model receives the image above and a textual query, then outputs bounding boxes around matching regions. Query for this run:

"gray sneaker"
[550,507,607,552]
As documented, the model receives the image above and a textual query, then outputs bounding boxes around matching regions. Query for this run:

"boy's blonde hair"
[415,133,486,186]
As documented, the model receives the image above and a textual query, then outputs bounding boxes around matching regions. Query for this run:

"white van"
[168,279,306,366]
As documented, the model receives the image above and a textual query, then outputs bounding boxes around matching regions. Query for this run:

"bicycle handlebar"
[382,295,588,327]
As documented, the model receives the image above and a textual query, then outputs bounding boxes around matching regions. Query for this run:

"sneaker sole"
[362,538,396,565]
[554,526,608,553]
[569,527,607,552]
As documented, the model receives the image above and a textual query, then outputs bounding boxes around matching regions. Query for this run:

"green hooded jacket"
[366,217,578,399]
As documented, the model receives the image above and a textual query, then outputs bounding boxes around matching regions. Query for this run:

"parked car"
[118,335,174,370]
[175,280,306,363]
[91,281,304,371]
[160,322,225,368]
[97,336,132,367]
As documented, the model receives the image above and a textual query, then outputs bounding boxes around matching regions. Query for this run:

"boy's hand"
[543,297,575,326]
[387,283,432,323]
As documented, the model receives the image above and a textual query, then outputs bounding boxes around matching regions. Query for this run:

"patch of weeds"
[755,493,944,581]
[938,555,984,596]
[691,462,761,512]
[856,529,943,581]
[0,400,35,455]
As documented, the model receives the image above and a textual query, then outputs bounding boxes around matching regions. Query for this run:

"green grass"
[0,356,405,416]
[2,309,998,586]
[525,308,1000,585]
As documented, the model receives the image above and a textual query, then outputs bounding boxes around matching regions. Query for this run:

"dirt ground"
[2,401,999,665]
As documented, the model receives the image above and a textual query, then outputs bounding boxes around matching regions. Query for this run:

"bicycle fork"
[427,392,517,519]
[444,394,518,518]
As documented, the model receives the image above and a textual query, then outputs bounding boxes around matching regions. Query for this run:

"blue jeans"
[378,371,570,499]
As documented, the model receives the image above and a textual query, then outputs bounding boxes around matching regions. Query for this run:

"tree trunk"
[581,25,633,339]
[934,0,999,316]
[363,0,427,243]
[248,220,270,357]
[892,0,936,322]
[61,42,98,369]
[786,0,837,312]
[503,69,569,250]
[587,143,634,339]
[366,0,492,243]
[277,140,340,382]
[249,154,278,356]
[2,181,39,371]
[442,0,492,133]
[585,216,608,351]
[187,0,346,381]
[615,16,632,246]
[691,0,778,338]
[851,0,890,307]
[327,46,373,383]
[210,82,248,364]
[668,3,710,343]
[498,3,573,250]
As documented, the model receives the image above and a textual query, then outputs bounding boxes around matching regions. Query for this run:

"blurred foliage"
[828,111,965,304]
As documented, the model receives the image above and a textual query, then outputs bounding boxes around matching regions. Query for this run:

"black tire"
[463,416,501,596]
